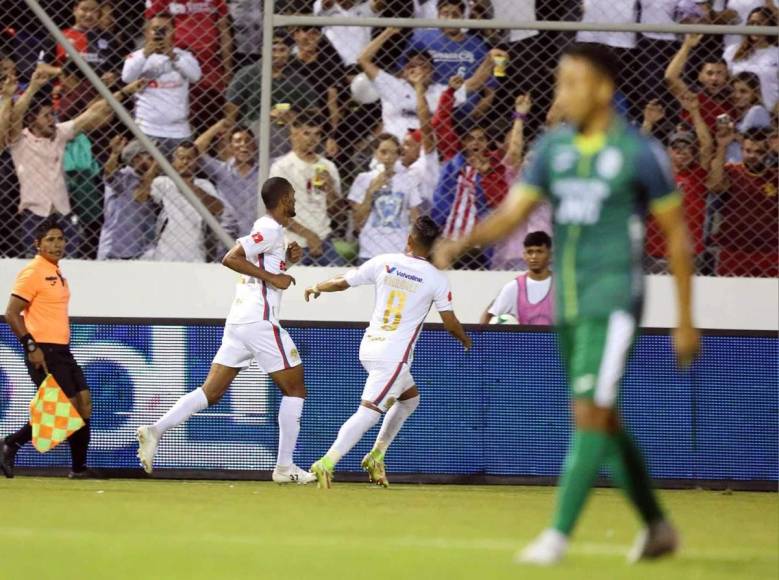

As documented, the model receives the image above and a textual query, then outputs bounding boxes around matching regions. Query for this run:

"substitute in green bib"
[434,43,700,566]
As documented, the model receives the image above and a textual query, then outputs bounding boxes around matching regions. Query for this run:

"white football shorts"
[361,359,416,412]
[214,321,301,374]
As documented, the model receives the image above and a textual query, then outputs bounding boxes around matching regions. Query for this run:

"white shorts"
[361,360,416,412]
[213,322,301,374]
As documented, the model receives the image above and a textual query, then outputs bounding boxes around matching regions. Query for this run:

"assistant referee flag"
[29,374,85,453]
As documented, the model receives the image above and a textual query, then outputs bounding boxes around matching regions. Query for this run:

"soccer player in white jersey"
[303,216,471,488]
[136,177,316,484]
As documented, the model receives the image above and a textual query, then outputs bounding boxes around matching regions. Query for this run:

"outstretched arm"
[357,27,399,80]
[439,310,472,350]
[304,276,350,302]
[665,34,700,100]
[433,186,540,269]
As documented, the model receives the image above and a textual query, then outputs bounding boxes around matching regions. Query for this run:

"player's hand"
[304,285,321,302]
[270,273,296,290]
[432,238,464,270]
[286,241,303,264]
[673,324,700,368]
[28,348,48,374]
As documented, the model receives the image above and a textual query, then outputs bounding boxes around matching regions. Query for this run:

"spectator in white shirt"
[313,0,384,66]
[138,141,223,262]
[269,110,345,265]
[723,6,779,110]
[357,27,467,141]
[349,133,423,262]
[122,14,202,158]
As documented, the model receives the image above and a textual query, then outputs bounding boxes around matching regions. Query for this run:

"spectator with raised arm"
[313,0,385,66]
[358,27,469,141]
[642,94,714,273]
[707,126,777,276]
[138,140,223,263]
[665,34,735,131]
[723,6,778,111]
[349,133,423,262]
[122,14,201,158]
[97,136,159,260]
[431,96,533,269]
[395,66,440,208]
[9,63,145,256]
[404,0,489,84]
[145,0,233,133]
[269,110,344,266]
[195,119,261,239]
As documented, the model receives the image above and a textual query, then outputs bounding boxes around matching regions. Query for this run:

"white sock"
[374,396,419,455]
[276,396,304,468]
[325,406,381,465]
[151,388,208,437]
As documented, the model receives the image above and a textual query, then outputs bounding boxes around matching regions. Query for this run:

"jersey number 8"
[381,290,407,331]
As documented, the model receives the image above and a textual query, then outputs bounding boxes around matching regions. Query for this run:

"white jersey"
[226,215,288,324]
[344,253,453,363]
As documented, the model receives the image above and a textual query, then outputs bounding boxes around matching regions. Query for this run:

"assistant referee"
[1,216,93,478]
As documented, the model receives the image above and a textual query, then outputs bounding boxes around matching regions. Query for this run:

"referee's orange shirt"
[11,255,71,345]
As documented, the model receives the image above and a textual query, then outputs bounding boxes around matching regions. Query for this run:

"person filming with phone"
[121,14,202,157]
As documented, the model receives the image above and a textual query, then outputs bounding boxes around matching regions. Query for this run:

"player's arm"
[304,276,350,302]
[652,200,700,366]
[433,185,540,269]
[222,244,296,290]
[439,310,472,351]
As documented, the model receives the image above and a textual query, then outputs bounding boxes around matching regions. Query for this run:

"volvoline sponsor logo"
[385,265,423,283]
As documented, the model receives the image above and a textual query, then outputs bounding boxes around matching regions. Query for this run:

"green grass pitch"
[1,478,776,580]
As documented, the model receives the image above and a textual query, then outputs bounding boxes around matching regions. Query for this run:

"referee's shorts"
[25,343,90,399]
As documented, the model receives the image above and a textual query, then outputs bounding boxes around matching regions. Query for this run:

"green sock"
[607,430,664,525]
[552,430,612,536]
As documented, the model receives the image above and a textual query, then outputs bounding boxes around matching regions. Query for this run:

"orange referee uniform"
[12,255,71,345]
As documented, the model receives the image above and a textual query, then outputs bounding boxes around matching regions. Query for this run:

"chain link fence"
[1,1,777,276]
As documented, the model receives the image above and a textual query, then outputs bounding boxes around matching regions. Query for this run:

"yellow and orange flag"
[29,374,84,453]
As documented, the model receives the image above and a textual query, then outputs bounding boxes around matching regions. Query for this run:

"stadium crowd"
[1,0,777,276]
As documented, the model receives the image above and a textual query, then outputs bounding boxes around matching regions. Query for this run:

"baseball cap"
[121,139,146,164]
[669,131,697,147]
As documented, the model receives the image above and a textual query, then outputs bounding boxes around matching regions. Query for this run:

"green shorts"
[557,311,637,408]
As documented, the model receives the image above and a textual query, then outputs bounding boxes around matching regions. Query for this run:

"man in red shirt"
[56,0,122,84]
[665,34,735,132]
[708,127,778,277]
[145,0,233,131]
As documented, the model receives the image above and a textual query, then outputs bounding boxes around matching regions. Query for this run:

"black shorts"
[25,343,89,399]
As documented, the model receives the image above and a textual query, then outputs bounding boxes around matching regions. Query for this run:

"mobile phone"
[716,113,732,127]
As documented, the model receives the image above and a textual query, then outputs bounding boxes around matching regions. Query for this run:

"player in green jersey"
[434,43,700,565]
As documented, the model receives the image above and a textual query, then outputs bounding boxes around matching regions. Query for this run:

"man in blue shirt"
[404,0,489,84]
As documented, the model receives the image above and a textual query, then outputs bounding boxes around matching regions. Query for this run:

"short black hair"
[290,109,324,130]
[742,127,770,143]
[262,176,293,210]
[34,215,65,243]
[411,216,441,252]
[701,55,728,67]
[524,231,552,248]
[405,49,432,66]
[24,97,53,127]
[173,140,199,155]
[561,43,620,84]
[437,0,465,13]
[373,132,400,151]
